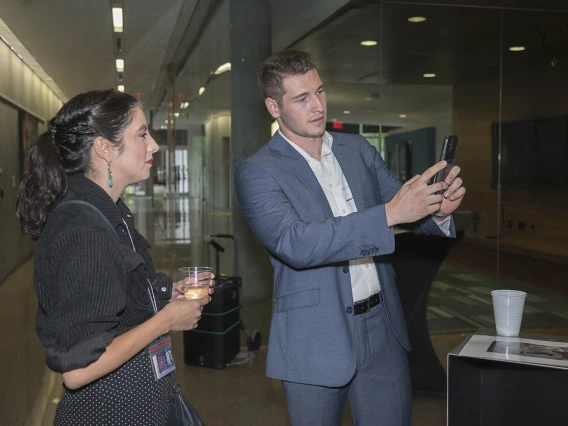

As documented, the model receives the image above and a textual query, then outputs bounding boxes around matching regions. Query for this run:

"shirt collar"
[278,130,334,162]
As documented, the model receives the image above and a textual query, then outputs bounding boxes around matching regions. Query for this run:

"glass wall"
[160,1,232,271]
[151,0,568,333]
[291,1,568,335]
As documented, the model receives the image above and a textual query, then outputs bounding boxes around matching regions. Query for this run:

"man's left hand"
[438,165,466,215]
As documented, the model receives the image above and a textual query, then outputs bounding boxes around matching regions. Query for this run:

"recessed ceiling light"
[399,114,407,118]
[343,110,351,114]
[214,62,231,75]
[364,96,373,101]
[174,112,180,118]
[116,59,124,72]
[423,73,436,78]
[112,8,123,33]
[408,16,426,23]
[509,46,526,52]
[199,87,206,96]
[361,40,378,47]
[117,85,125,92]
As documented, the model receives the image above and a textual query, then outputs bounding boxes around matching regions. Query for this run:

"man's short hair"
[258,50,319,104]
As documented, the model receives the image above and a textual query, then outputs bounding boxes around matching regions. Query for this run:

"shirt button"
[365,264,369,268]
[342,209,346,213]
[345,307,353,314]
[343,266,349,274]
[161,287,167,292]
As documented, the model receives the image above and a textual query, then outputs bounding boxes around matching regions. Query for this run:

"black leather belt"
[353,292,382,316]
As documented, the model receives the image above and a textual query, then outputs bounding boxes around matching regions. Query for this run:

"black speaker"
[183,277,241,369]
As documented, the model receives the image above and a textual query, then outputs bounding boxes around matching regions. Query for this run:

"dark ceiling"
[293,1,568,87]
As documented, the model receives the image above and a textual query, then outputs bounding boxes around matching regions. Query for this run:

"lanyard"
[122,218,157,315]
[147,279,158,315]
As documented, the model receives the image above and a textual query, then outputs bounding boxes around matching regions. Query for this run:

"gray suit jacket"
[234,131,455,387]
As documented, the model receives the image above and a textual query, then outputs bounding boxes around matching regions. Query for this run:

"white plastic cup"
[491,290,527,337]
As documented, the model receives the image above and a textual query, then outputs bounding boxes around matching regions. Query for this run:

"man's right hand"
[165,296,210,331]
[385,161,449,227]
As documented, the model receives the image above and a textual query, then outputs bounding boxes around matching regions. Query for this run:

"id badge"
[148,334,176,381]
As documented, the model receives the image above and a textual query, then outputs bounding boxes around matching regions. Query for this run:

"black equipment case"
[184,234,254,369]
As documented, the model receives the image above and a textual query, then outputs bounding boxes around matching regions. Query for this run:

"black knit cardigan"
[34,174,173,373]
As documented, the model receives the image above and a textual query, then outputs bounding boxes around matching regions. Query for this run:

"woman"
[17,89,211,425]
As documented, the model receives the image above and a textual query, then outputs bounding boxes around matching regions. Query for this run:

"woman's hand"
[164,296,211,331]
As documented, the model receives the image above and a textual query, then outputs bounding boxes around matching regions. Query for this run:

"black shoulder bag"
[55,200,206,426]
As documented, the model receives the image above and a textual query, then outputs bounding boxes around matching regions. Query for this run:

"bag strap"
[54,200,119,239]
[169,371,182,393]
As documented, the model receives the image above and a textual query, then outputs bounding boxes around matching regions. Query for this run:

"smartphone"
[428,135,458,187]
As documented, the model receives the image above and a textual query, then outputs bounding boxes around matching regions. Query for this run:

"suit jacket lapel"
[332,133,366,212]
[269,132,334,218]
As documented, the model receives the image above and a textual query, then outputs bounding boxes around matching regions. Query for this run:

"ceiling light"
[165,120,169,124]
[399,114,407,118]
[509,46,526,52]
[423,73,436,78]
[214,62,231,75]
[116,59,124,72]
[117,85,125,92]
[408,16,426,23]
[199,87,206,96]
[361,40,377,47]
[112,8,123,33]
[174,112,180,118]
[364,96,373,101]
[343,110,351,114]
[184,102,189,108]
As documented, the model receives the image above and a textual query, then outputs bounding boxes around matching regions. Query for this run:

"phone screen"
[428,135,458,186]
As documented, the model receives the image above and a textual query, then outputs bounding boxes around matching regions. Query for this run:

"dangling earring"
[107,161,113,188]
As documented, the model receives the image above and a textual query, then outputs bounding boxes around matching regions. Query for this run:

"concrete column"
[230,0,273,301]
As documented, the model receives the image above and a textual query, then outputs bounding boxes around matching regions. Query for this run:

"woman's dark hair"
[258,50,319,105]
[17,89,141,238]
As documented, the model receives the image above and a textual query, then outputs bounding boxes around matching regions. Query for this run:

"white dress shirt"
[280,130,450,303]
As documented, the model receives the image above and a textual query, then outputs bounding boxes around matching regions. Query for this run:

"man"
[234,50,465,425]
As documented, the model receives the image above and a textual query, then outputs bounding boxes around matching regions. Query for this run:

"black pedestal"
[183,277,241,369]
[448,332,568,425]
[392,230,463,391]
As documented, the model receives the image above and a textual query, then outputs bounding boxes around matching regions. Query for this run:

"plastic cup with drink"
[179,266,213,300]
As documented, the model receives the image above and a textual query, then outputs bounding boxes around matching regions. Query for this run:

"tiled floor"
[1,193,567,425]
